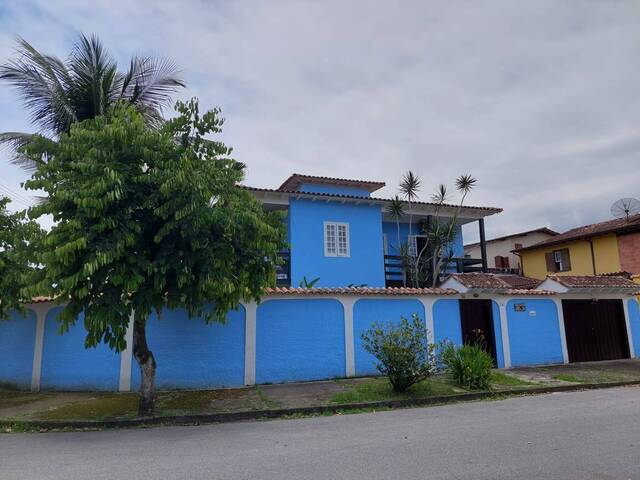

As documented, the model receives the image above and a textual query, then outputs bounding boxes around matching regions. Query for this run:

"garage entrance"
[562,299,630,363]
[459,299,497,363]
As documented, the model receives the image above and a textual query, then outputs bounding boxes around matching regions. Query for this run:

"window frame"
[324,221,350,257]
[553,248,571,272]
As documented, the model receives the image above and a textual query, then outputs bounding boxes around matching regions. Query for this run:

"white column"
[419,298,435,345]
[243,301,257,386]
[498,299,512,369]
[118,311,135,392]
[621,298,636,359]
[339,297,356,377]
[553,298,569,364]
[30,303,49,392]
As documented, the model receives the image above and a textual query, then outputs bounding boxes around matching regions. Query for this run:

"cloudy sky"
[1,1,639,242]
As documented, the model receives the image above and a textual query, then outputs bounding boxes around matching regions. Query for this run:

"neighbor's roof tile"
[516,214,640,251]
[548,275,639,289]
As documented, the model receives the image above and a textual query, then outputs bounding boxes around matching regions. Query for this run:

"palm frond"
[0,132,41,172]
[121,56,185,124]
[386,195,405,217]
[455,174,477,194]
[0,37,76,135]
[67,34,119,121]
[400,170,421,202]
[431,184,448,204]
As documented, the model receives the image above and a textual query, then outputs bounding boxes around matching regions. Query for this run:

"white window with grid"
[324,222,350,257]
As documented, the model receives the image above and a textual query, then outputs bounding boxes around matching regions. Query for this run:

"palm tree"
[0,34,185,171]
[385,195,404,255]
[399,171,421,239]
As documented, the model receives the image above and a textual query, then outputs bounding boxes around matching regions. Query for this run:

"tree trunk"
[133,318,156,417]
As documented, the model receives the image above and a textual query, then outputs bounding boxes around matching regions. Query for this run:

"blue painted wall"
[132,306,245,390]
[507,299,564,367]
[433,299,462,345]
[256,299,345,383]
[298,183,371,197]
[491,301,505,368]
[628,299,640,357]
[0,310,36,389]
[289,198,385,287]
[40,307,121,390]
[353,299,426,376]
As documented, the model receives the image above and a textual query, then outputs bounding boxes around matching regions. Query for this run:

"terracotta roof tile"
[277,174,385,193]
[264,287,458,296]
[517,214,640,251]
[449,273,539,290]
[243,185,502,214]
[496,275,541,289]
[549,275,639,289]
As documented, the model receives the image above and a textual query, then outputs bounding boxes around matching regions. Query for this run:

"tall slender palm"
[399,170,421,239]
[385,195,404,255]
[0,34,185,171]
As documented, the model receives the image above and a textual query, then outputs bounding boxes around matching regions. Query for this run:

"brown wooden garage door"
[562,299,630,363]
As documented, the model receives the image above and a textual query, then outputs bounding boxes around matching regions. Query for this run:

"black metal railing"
[384,255,487,287]
[275,251,291,286]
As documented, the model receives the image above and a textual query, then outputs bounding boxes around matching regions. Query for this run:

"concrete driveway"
[1,386,639,480]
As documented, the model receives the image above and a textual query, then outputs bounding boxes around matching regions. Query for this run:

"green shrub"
[361,314,435,392]
[439,342,494,390]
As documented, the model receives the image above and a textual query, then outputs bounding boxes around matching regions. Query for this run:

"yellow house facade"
[516,215,640,280]
[519,234,621,280]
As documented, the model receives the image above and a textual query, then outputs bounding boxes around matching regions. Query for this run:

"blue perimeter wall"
[507,299,564,367]
[628,299,640,357]
[289,198,385,288]
[353,299,426,376]
[131,306,246,390]
[0,296,602,391]
[41,307,121,390]
[0,310,36,389]
[256,299,345,383]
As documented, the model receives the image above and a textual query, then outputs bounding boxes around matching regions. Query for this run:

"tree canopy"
[0,197,43,320]
[23,100,286,413]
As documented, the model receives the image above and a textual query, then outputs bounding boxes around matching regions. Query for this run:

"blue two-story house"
[246,174,501,287]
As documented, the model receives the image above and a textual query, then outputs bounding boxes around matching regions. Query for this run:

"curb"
[3,380,640,431]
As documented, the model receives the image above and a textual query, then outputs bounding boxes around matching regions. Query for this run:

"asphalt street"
[2,386,640,480]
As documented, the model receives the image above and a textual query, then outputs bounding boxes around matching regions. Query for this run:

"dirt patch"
[0,391,87,419]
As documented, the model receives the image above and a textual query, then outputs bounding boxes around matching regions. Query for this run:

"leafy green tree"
[0,34,184,171]
[0,197,43,320]
[23,100,286,415]
[361,314,435,392]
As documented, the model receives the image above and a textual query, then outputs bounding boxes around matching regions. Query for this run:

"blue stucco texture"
[492,301,505,368]
[433,299,462,345]
[353,299,426,376]
[628,299,640,357]
[0,310,36,389]
[289,198,385,287]
[40,307,121,390]
[256,299,345,383]
[132,306,245,390]
[507,299,563,367]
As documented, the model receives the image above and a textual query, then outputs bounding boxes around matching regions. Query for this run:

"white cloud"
[1,0,639,242]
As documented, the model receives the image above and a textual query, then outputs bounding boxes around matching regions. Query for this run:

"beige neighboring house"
[464,227,558,273]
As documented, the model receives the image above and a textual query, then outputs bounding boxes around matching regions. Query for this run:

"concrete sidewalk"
[1,359,639,424]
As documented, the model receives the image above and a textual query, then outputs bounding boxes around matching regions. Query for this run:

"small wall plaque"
[514,303,526,312]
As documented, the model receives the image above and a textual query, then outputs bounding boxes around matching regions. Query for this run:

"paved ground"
[2,386,639,480]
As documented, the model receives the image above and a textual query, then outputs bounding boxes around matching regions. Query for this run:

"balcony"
[275,251,291,286]
[384,255,486,287]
